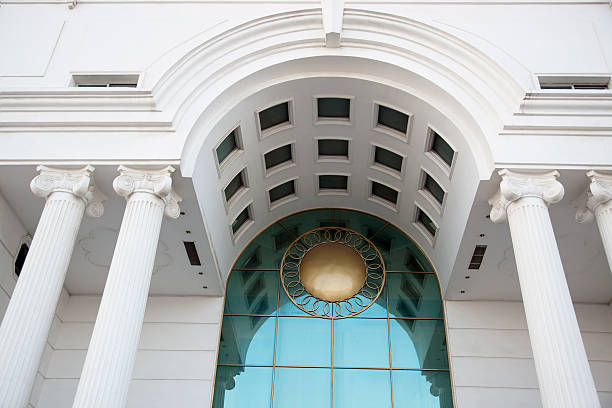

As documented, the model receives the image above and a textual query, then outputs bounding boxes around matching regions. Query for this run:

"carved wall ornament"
[488,169,564,223]
[30,165,106,218]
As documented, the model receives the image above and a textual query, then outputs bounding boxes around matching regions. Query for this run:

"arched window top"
[214,209,453,408]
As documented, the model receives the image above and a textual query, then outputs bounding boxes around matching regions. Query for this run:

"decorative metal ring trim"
[280,227,386,318]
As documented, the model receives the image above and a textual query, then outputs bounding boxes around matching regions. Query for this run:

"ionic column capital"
[488,169,564,223]
[112,165,182,219]
[576,171,612,223]
[30,165,106,218]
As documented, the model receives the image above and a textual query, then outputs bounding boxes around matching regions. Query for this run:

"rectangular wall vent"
[468,245,487,270]
[72,74,139,88]
[538,76,610,90]
[183,241,201,266]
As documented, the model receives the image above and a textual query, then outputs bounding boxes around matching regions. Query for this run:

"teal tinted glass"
[333,369,392,408]
[273,367,331,408]
[276,317,332,366]
[374,225,433,271]
[333,318,389,368]
[218,315,276,365]
[213,366,272,408]
[224,269,278,315]
[216,129,238,164]
[214,209,451,408]
[392,370,452,408]
[390,319,448,369]
[388,273,443,318]
[233,223,291,269]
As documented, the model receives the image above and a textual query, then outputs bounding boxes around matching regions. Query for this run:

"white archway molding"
[147,8,528,178]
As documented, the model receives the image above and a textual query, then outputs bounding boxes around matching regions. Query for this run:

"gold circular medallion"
[299,242,367,302]
[281,227,385,318]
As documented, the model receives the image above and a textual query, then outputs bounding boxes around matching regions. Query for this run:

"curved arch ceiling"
[191,76,481,293]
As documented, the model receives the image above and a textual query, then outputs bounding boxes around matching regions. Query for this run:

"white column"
[72,166,181,408]
[576,171,612,273]
[0,165,105,408]
[489,169,600,408]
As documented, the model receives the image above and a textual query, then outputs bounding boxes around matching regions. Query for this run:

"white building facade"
[0,1,611,407]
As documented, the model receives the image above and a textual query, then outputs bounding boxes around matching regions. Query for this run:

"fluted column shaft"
[576,171,612,274]
[72,166,180,408]
[0,166,104,408]
[594,200,612,270]
[490,169,600,408]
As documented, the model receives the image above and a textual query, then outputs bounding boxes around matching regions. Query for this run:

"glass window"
[273,367,331,408]
[259,102,290,131]
[318,139,349,157]
[214,209,452,408]
[276,317,332,366]
[317,97,350,119]
[218,316,276,365]
[423,173,445,204]
[430,130,454,167]
[225,171,245,202]
[216,129,239,164]
[333,318,389,368]
[213,366,272,408]
[388,273,443,318]
[374,146,403,172]
[269,180,295,203]
[390,319,448,369]
[371,181,398,204]
[224,269,278,315]
[265,144,293,169]
[319,175,348,190]
[417,208,437,236]
[231,206,251,234]
[333,369,391,408]
[377,105,409,134]
[392,370,453,408]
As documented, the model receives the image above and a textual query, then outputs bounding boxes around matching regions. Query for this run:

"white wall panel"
[446,300,612,408]
[34,294,222,407]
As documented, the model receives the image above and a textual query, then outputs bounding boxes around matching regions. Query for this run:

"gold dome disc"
[299,242,367,302]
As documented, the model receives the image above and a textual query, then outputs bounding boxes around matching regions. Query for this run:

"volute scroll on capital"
[113,165,182,219]
[575,171,612,223]
[30,165,107,218]
[488,169,565,224]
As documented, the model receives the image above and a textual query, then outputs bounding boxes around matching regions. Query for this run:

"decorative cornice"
[488,169,564,223]
[112,165,182,219]
[30,165,107,218]
[575,171,612,223]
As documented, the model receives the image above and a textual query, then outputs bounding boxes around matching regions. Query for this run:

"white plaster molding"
[488,169,564,223]
[321,0,344,48]
[575,171,612,223]
[113,165,182,218]
[30,165,106,218]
